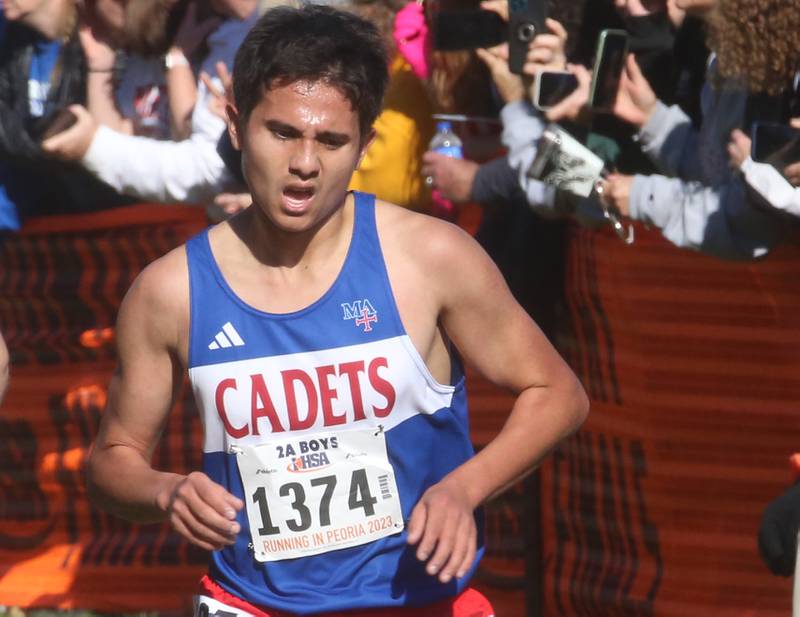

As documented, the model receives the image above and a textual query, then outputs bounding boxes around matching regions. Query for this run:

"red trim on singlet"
[199,574,494,617]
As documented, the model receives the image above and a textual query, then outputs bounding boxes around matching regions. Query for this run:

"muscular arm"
[87,250,242,548]
[396,214,588,582]
[438,229,588,502]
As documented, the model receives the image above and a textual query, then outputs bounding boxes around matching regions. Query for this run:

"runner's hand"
[156,471,244,551]
[407,477,477,583]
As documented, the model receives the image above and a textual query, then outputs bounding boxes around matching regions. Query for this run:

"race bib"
[233,427,404,562]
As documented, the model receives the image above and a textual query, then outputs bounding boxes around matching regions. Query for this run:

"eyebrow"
[265,120,351,145]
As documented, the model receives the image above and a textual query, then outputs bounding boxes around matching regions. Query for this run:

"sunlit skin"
[226,80,374,262]
[3,0,73,41]
[3,0,49,22]
[673,0,716,15]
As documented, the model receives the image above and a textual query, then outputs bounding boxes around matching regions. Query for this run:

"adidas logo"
[208,322,245,350]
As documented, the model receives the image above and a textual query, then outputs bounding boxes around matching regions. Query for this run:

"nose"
[288,139,320,180]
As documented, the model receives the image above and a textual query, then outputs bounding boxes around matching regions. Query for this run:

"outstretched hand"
[783,117,800,186]
[156,471,244,551]
[613,54,658,128]
[200,61,233,121]
[407,476,478,583]
[41,104,98,161]
[523,18,568,77]
[475,43,525,104]
[727,129,751,169]
[543,63,592,124]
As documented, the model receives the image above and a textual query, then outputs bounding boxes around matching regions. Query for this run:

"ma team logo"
[342,299,378,332]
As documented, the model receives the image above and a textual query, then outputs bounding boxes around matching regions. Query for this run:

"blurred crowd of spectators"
[2,0,797,257]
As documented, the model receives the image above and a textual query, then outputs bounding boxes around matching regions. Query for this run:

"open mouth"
[282,185,316,210]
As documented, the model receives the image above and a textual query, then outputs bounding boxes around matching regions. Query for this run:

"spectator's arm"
[501,100,557,213]
[636,100,700,179]
[740,158,800,218]
[470,156,526,204]
[81,87,233,204]
[628,173,784,260]
[86,67,133,134]
[0,100,45,164]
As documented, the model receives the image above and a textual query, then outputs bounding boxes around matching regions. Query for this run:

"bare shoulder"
[375,200,487,269]
[117,244,190,352]
[374,200,504,301]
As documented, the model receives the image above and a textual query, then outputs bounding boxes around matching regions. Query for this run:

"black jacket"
[0,22,131,219]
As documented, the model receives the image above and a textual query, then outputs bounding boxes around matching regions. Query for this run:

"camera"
[507,0,546,74]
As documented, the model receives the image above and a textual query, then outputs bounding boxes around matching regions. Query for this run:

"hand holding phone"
[588,29,628,112]
[39,108,79,142]
[751,121,800,174]
[533,70,579,111]
[507,0,546,74]
[521,18,568,77]
[611,54,658,127]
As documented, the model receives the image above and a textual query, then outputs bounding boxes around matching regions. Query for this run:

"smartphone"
[431,10,506,51]
[39,108,78,142]
[507,0,546,75]
[588,29,629,111]
[533,70,579,111]
[751,121,800,172]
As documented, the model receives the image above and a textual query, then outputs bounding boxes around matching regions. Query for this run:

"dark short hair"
[232,5,389,138]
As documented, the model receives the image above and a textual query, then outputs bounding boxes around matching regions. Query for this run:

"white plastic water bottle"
[428,121,463,219]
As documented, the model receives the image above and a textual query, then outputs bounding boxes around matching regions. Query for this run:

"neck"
[20,0,72,41]
[232,193,354,270]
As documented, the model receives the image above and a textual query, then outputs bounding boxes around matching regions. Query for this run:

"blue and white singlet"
[186,192,483,614]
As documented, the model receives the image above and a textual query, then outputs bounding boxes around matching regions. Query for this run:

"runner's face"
[232,80,370,234]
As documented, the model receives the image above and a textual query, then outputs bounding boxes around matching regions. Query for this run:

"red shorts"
[198,574,495,617]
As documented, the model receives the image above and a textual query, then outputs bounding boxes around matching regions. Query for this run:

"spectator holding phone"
[727,118,800,218]
[595,0,799,258]
[421,0,573,216]
[0,0,134,229]
[41,0,258,207]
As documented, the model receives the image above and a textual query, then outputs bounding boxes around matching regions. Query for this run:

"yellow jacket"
[349,57,435,211]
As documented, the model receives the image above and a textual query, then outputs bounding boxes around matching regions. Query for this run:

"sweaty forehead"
[257,80,358,128]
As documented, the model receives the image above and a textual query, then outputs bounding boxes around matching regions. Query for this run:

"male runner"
[86,6,589,616]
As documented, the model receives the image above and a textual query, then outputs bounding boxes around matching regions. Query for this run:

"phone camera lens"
[517,22,536,42]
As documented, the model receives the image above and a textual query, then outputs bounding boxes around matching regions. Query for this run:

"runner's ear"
[358,128,377,168]
[226,104,243,151]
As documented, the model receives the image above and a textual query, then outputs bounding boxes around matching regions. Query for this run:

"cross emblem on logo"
[354,307,378,332]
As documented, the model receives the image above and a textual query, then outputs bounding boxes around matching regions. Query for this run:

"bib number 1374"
[234,428,404,562]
